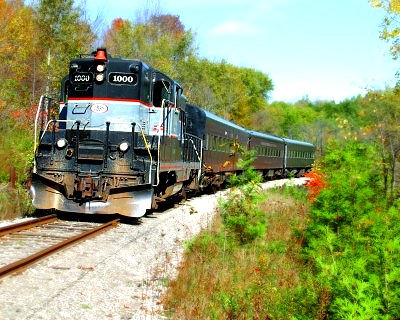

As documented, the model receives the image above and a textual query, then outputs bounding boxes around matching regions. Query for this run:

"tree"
[370,0,400,58]
[102,14,273,128]
[0,0,38,184]
[302,140,400,318]
[33,0,96,99]
[360,89,400,204]
[0,0,37,121]
[252,101,320,142]
[179,58,274,126]
[103,14,196,76]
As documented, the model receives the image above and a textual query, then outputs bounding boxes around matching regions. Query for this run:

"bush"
[0,184,35,220]
[301,140,400,319]
[218,151,266,244]
[163,186,321,320]
[0,122,34,219]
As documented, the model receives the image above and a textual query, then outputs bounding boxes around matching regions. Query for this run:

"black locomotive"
[30,48,314,217]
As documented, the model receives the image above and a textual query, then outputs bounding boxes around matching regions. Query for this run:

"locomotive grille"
[78,141,104,162]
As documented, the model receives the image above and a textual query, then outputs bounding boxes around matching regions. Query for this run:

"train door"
[149,74,171,136]
[152,75,184,140]
[169,83,185,140]
[283,142,288,174]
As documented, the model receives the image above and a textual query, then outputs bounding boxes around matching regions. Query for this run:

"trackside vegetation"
[2,0,400,222]
[1,1,400,316]
[219,151,266,245]
[301,141,400,319]
[162,142,400,319]
[162,153,319,319]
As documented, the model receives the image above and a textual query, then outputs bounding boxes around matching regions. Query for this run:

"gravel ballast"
[0,178,306,319]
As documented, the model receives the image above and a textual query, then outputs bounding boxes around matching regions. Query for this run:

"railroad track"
[0,214,119,279]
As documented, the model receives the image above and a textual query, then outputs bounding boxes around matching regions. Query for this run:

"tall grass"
[0,122,35,219]
[0,185,35,220]
[162,185,322,319]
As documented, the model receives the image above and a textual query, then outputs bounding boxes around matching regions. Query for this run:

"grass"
[0,124,35,220]
[162,185,322,319]
[0,184,35,220]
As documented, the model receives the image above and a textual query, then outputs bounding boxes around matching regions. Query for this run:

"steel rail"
[0,214,58,237]
[0,218,120,279]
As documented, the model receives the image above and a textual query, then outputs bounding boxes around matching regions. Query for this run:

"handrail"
[33,95,44,153]
[138,125,153,185]
[154,99,168,186]
[185,133,202,163]
[37,119,73,141]
[185,133,203,183]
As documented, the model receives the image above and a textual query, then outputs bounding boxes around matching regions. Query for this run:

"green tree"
[33,0,96,99]
[0,0,37,185]
[303,140,400,319]
[103,14,196,76]
[219,151,266,244]
[253,101,320,142]
[360,89,400,204]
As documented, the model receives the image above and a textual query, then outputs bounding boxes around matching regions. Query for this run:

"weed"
[219,151,267,244]
[0,184,35,220]
[162,187,320,319]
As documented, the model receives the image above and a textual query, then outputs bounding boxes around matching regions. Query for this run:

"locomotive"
[30,48,314,218]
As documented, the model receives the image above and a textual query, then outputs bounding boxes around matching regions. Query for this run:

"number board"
[71,72,93,84]
[109,73,137,85]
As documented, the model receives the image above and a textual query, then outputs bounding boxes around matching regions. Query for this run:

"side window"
[153,80,170,107]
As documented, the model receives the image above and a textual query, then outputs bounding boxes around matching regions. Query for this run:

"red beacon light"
[94,48,107,62]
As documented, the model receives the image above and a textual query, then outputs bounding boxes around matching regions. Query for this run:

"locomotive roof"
[71,54,150,69]
[71,51,185,88]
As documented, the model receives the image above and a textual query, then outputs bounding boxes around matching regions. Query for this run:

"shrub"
[304,169,326,202]
[163,187,321,320]
[0,184,35,220]
[301,140,400,319]
[218,151,267,244]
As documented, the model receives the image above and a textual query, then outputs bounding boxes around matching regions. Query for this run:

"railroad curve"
[0,178,307,320]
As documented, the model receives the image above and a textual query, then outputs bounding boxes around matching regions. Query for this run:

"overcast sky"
[84,0,398,103]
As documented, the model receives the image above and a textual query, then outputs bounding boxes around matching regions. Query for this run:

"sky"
[84,0,398,103]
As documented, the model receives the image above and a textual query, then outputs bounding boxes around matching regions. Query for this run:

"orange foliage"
[150,14,185,38]
[10,105,37,125]
[112,18,125,30]
[304,171,327,202]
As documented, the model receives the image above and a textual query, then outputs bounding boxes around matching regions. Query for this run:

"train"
[30,48,315,218]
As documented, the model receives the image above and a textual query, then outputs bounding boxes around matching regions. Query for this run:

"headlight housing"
[118,141,129,152]
[56,138,68,149]
[95,73,105,82]
[96,64,105,72]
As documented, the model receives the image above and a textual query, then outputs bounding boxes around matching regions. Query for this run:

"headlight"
[118,141,129,152]
[95,73,105,82]
[56,138,68,149]
[96,64,105,72]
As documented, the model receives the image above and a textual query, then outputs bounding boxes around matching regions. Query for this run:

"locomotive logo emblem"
[90,103,108,113]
